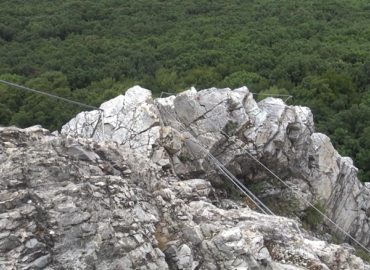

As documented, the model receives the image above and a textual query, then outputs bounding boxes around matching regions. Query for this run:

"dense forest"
[0,0,370,181]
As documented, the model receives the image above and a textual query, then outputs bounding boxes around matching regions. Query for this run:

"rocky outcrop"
[62,85,370,251]
[62,86,162,157]
[0,125,368,269]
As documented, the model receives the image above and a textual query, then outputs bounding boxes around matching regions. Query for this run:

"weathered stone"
[162,126,182,154]
[182,226,203,246]
[67,144,99,161]
[29,254,51,269]
[1,86,370,269]
[25,238,45,249]
[0,235,19,253]
[60,212,91,226]
[176,244,193,270]
[62,86,161,156]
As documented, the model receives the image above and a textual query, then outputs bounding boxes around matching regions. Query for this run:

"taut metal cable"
[0,79,101,111]
[195,94,370,254]
[291,97,335,156]
[241,140,370,254]
[251,93,292,97]
[156,93,274,216]
[158,90,370,253]
[0,79,106,139]
[251,92,293,102]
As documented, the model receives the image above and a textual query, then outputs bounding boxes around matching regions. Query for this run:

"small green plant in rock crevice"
[247,182,263,195]
[220,179,242,201]
[355,248,370,262]
[262,191,300,217]
[178,152,192,162]
[304,203,325,228]
[226,121,238,136]
[330,234,342,245]
[330,233,370,263]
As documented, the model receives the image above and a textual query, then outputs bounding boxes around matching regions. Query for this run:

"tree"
[222,71,261,89]
[255,86,291,102]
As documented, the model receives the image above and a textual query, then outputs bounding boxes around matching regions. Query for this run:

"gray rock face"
[0,126,168,269]
[62,85,161,157]
[1,85,370,269]
[65,85,370,250]
[1,126,367,269]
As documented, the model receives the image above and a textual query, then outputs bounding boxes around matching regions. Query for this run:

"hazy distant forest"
[0,0,370,181]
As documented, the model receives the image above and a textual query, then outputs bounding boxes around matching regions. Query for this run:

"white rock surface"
[61,85,370,254]
[1,125,369,269]
[62,86,161,156]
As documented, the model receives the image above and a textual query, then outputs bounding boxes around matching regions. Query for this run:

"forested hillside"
[0,0,370,181]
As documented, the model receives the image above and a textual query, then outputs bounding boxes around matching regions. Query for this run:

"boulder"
[6,84,367,268]
[62,86,370,249]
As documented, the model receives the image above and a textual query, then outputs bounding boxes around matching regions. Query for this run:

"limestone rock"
[61,85,370,250]
[62,86,161,157]
[0,126,368,269]
[3,84,370,269]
